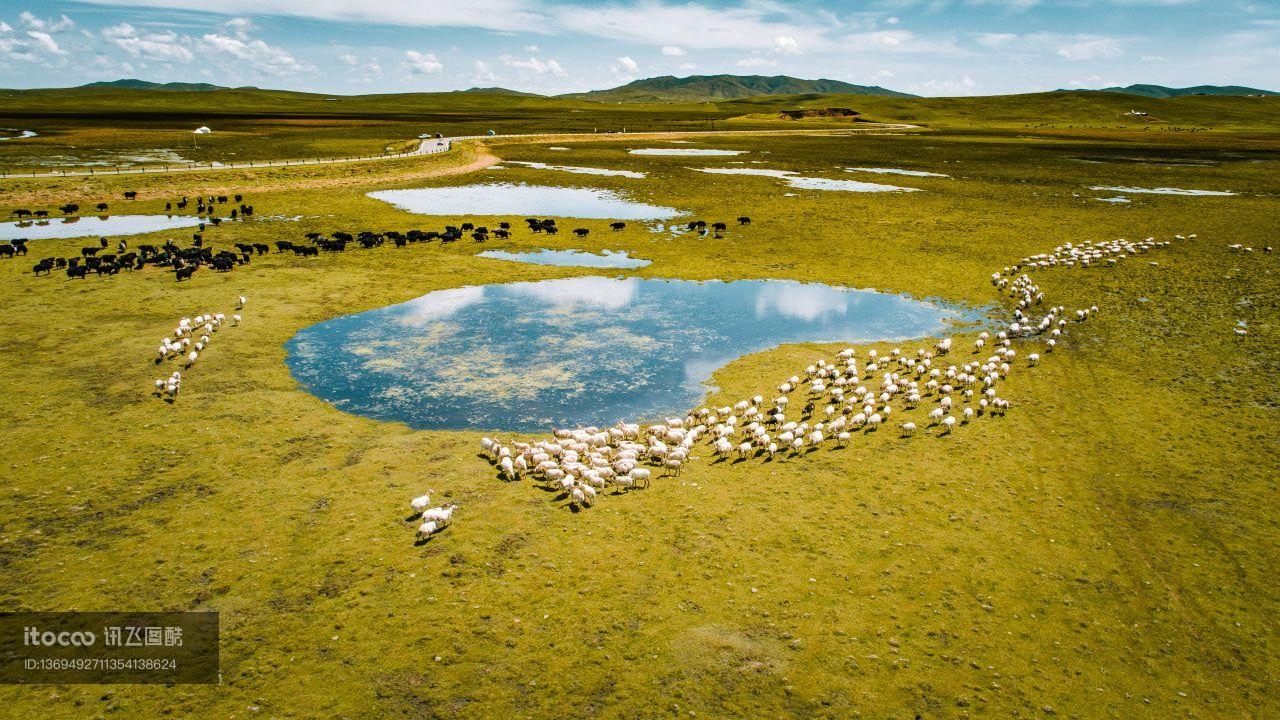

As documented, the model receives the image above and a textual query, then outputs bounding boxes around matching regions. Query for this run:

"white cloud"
[736,55,777,68]
[910,74,977,96]
[473,59,498,82]
[499,54,565,75]
[19,12,74,33]
[224,17,254,40]
[338,52,358,65]
[616,55,638,72]
[773,35,800,54]
[202,33,310,75]
[974,32,1018,48]
[1057,36,1123,60]
[25,30,66,56]
[554,2,830,51]
[661,45,685,56]
[103,23,194,63]
[0,22,11,34]
[974,31,1124,61]
[524,44,540,52]
[886,16,900,25]
[404,50,443,74]
[75,0,548,34]
[841,29,965,55]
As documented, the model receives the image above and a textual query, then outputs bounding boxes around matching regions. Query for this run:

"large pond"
[0,214,205,241]
[285,277,977,432]
[368,183,681,219]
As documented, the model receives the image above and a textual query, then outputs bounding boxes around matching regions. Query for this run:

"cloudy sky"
[1,1,1277,96]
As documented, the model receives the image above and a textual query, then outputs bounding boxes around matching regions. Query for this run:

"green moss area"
[0,116,1277,718]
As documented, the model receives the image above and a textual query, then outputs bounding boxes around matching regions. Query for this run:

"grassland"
[0,96,1277,719]
[2,86,1276,173]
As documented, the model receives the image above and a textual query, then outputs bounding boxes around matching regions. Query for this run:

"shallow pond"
[1087,185,1236,196]
[693,167,919,192]
[477,248,651,268]
[0,129,38,141]
[0,214,205,241]
[367,183,681,220]
[845,166,949,178]
[506,160,645,178]
[286,277,976,432]
[629,148,745,156]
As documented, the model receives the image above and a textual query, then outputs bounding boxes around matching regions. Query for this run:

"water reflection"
[368,183,682,219]
[506,160,645,178]
[0,214,206,240]
[286,277,976,432]
[478,248,651,268]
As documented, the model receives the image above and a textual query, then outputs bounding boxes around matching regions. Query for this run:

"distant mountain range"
[559,75,918,102]
[1083,84,1277,98]
[61,77,1276,102]
[79,79,236,92]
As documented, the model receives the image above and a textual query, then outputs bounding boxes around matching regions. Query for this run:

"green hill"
[78,78,230,92]
[561,74,916,103]
[1087,84,1277,98]
[458,87,543,97]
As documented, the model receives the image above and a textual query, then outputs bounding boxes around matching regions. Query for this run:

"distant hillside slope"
[79,79,230,92]
[458,87,543,97]
[562,74,917,102]
[1088,84,1277,98]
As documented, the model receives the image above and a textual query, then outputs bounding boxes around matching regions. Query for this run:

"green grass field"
[0,96,1277,719]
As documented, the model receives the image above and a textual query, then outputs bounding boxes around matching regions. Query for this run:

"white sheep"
[422,503,456,524]
[410,493,433,515]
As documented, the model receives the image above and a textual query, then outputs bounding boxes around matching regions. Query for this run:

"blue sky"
[1,1,1277,96]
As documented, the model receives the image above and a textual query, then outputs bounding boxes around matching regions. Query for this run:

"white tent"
[193,126,212,134]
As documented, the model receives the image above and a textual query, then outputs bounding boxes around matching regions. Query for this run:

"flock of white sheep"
[407,492,459,541]
[465,232,1188,516]
[150,295,245,399]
